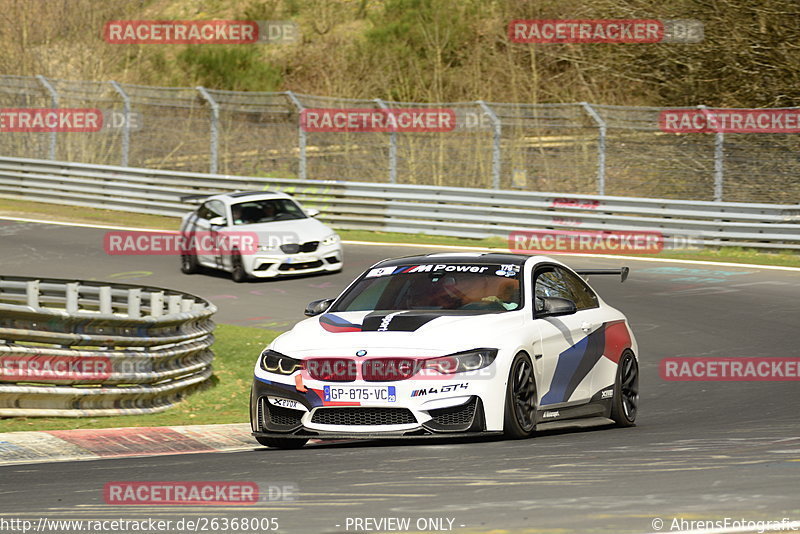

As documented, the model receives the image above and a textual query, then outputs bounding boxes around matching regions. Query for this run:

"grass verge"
[0,324,279,433]
[0,198,180,230]
[0,197,797,268]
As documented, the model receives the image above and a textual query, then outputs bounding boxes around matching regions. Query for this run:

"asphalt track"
[1,218,799,534]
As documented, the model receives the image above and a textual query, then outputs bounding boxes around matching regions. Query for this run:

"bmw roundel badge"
[356,350,367,357]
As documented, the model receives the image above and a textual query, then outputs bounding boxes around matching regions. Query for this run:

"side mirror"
[306,208,320,218]
[304,298,335,317]
[538,297,577,317]
[208,216,227,226]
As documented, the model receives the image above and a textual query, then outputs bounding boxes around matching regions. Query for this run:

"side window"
[533,269,571,312]
[196,203,213,220]
[557,268,599,310]
[197,201,226,222]
[207,201,226,219]
[533,267,599,312]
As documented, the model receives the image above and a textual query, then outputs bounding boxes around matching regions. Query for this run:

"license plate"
[323,386,396,403]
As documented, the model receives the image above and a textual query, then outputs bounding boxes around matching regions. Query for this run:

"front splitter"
[252,430,502,440]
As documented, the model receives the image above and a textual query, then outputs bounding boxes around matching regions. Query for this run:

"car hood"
[231,217,334,244]
[271,310,525,357]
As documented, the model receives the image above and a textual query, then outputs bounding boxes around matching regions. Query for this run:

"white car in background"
[179,191,343,282]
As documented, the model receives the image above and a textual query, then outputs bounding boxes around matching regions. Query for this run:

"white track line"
[0,215,173,232]
[1,216,798,272]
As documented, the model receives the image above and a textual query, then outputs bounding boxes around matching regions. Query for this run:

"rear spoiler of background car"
[575,267,629,283]
[179,193,213,204]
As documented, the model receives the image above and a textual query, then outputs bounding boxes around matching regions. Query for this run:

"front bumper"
[243,244,343,278]
[250,377,488,439]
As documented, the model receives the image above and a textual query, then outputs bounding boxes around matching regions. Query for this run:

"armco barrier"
[0,156,798,250]
[0,276,216,417]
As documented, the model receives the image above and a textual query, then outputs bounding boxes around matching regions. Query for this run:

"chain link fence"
[0,75,798,203]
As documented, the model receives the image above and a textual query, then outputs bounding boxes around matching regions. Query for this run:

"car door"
[185,200,227,269]
[204,200,229,270]
[532,265,604,407]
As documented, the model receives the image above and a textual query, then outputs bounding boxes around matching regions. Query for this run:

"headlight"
[321,233,340,246]
[422,348,498,374]
[260,350,304,375]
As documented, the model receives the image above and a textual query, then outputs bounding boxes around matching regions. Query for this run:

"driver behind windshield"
[403,272,519,311]
[231,200,304,225]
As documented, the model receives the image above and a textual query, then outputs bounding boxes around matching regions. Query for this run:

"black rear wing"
[575,267,629,283]
[179,193,212,204]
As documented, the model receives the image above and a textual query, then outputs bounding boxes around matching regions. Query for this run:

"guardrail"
[0,156,798,250]
[0,276,216,417]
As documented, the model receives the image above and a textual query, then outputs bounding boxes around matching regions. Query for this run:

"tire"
[230,251,249,283]
[255,436,309,449]
[180,253,199,274]
[503,352,538,439]
[610,350,639,427]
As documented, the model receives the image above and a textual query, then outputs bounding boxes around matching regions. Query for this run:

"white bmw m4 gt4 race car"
[250,252,639,449]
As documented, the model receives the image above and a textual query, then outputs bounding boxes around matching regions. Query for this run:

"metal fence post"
[286,91,307,180]
[65,282,79,314]
[581,102,607,196]
[698,105,724,202]
[196,86,219,174]
[150,291,164,318]
[128,288,141,319]
[374,99,397,183]
[477,101,501,189]
[26,280,40,308]
[168,294,182,315]
[110,81,131,167]
[713,129,724,202]
[99,286,112,315]
[36,75,58,161]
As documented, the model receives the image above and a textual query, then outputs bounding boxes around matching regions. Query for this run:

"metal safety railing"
[0,156,797,251]
[0,276,216,417]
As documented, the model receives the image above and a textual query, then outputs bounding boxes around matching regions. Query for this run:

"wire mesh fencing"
[0,74,798,203]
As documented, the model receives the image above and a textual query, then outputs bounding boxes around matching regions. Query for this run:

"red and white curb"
[0,423,261,466]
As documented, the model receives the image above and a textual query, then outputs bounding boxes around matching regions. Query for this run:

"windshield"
[230,199,306,225]
[332,263,522,313]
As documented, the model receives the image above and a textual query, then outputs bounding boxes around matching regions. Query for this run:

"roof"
[206,190,292,203]
[227,190,281,198]
[373,252,531,268]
